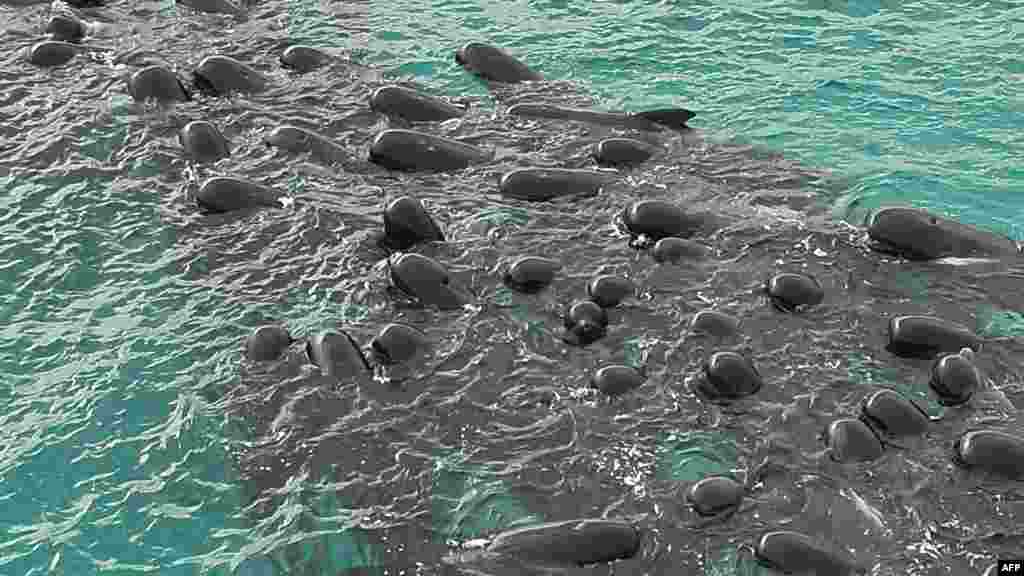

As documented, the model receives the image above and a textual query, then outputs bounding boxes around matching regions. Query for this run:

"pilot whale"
[508,103,696,132]
[867,206,1020,261]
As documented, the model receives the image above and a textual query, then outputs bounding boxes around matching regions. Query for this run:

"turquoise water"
[1,0,1022,574]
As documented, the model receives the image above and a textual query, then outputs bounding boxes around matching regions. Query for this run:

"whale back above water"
[867,206,1020,260]
[193,55,269,95]
[455,42,544,84]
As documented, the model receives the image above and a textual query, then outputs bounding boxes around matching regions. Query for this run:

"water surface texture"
[1,0,1022,575]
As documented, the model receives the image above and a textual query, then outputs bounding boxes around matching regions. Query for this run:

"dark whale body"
[509,103,695,132]
[485,518,641,567]
[499,168,613,202]
[867,206,1019,260]
[369,129,491,172]
[196,177,285,213]
[370,85,465,122]
[455,42,543,84]
[193,55,269,95]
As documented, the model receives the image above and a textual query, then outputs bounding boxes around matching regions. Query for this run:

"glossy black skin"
[195,177,283,213]
[686,476,744,517]
[180,121,230,163]
[455,42,543,84]
[503,257,560,294]
[953,429,1024,480]
[764,272,824,313]
[826,418,884,463]
[587,275,634,308]
[867,206,1020,260]
[498,168,612,202]
[370,85,465,122]
[859,389,931,438]
[387,253,471,310]
[885,315,979,360]
[689,310,741,338]
[369,129,491,173]
[485,518,642,567]
[129,65,192,103]
[306,331,371,377]
[697,351,763,402]
[381,196,445,250]
[755,531,866,575]
[929,350,980,406]
[593,138,658,167]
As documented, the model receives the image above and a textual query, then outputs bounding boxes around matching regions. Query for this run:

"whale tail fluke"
[633,108,696,130]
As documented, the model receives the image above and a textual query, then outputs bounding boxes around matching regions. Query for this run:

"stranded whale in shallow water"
[180,121,230,163]
[454,518,641,567]
[192,55,269,95]
[867,206,1020,260]
[509,103,696,132]
[369,129,492,172]
[370,85,466,122]
[455,42,543,84]
[499,168,615,202]
[195,177,286,213]
[128,65,192,103]
[264,125,349,165]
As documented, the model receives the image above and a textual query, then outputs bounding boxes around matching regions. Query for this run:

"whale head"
[867,206,1021,261]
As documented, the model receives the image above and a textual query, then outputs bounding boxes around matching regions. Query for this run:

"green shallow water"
[1,0,1022,574]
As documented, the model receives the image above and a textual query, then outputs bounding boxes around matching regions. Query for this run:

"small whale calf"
[509,103,696,132]
[929,348,980,406]
[370,85,465,122]
[867,206,1020,260]
[455,42,543,83]
[483,518,641,566]
[499,168,613,202]
[369,129,491,172]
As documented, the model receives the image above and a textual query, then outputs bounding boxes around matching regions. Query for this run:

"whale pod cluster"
[21,14,1013,568]
[206,39,1015,572]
